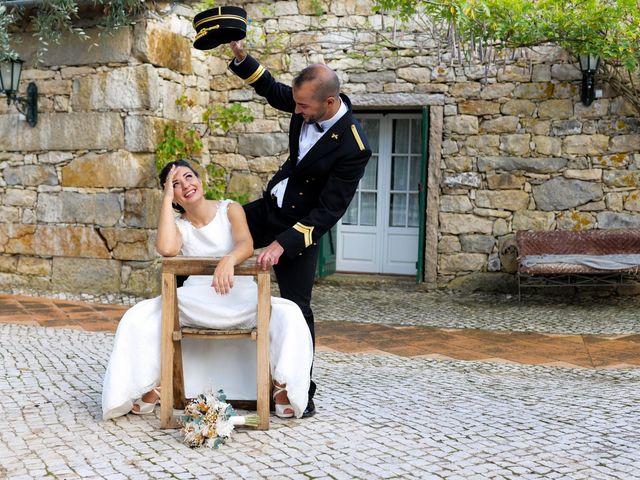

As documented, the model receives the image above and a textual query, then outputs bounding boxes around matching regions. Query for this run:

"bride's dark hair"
[159,159,200,213]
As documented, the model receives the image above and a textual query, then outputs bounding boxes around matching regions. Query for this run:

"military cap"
[193,6,247,50]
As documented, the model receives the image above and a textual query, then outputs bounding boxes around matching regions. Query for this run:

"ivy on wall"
[155,96,254,204]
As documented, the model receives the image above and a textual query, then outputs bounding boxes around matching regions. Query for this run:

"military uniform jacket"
[230,55,372,257]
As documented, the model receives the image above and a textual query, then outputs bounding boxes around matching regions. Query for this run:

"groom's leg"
[273,244,319,404]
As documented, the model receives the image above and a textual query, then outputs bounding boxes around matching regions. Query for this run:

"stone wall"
[1,0,639,299]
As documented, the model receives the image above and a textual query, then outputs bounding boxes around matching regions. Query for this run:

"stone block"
[350,93,444,108]
[248,157,282,174]
[208,137,238,154]
[238,133,288,156]
[450,82,481,97]
[443,172,481,188]
[62,151,156,188]
[124,189,163,228]
[52,257,121,293]
[3,165,58,187]
[610,134,640,153]
[124,116,173,153]
[438,235,461,253]
[533,177,603,211]
[228,173,263,199]
[0,206,20,223]
[463,134,500,155]
[72,65,160,111]
[0,113,124,151]
[551,64,581,81]
[598,211,640,228]
[480,117,519,134]
[15,28,132,66]
[597,117,640,135]
[444,156,473,172]
[512,210,555,231]
[38,151,73,165]
[475,190,529,211]
[0,224,110,258]
[438,253,486,273]
[478,156,567,173]
[123,262,161,297]
[37,192,122,226]
[459,234,495,253]
[134,25,193,74]
[563,135,609,155]
[551,119,582,136]
[458,100,501,116]
[538,99,573,119]
[17,256,51,276]
[486,173,526,190]
[557,211,595,230]
[513,83,555,100]
[623,191,640,212]
[0,255,18,273]
[444,115,478,135]
[439,213,493,234]
[574,99,609,119]
[493,218,509,236]
[497,66,531,82]
[440,195,473,213]
[214,154,249,170]
[533,136,562,156]
[501,100,536,116]
[563,169,602,181]
[397,67,431,84]
[522,119,551,135]
[480,83,515,100]
[4,189,37,207]
[532,65,551,82]
[500,134,530,156]
[602,170,640,188]
[100,228,156,261]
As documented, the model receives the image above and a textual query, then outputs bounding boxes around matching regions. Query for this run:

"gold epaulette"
[351,124,365,151]
[292,222,314,248]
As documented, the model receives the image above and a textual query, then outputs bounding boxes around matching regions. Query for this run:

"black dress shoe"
[302,399,316,418]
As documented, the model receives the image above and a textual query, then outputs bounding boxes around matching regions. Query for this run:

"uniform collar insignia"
[331,133,339,140]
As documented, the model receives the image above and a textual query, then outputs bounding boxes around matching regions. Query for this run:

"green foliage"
[310,0,327,16]
[156,98,254,203]
[0,6,17,60]
[1,0,145,63]
[204,103,255,133]
[373,0,640,110]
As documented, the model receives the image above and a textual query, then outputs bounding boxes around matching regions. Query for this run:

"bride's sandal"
[272,381,294,418]
[132,387,161,415]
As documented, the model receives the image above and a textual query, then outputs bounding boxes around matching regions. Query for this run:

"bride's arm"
[155,165,183,257]
[212,202,254,295]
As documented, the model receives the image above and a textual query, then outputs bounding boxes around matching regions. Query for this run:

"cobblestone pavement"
[1,323,639,480]
[312,283,640,335]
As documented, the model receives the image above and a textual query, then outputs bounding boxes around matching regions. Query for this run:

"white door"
[337,114,423,275]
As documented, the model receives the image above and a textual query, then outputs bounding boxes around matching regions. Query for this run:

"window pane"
[343,195,358,225]
[389,193,407,227]
[409,156,421,191]
[391,156,408,191]
[359,118,380,153]
[408,193,419,227]
[393,119,409,154]
[360,192,377,226]
[361,156,378,190]
[411,118,422,155]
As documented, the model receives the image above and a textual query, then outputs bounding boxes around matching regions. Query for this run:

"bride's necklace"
[183,201,219,228]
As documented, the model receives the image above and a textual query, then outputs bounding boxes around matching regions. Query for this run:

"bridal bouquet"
[180,389,260,449]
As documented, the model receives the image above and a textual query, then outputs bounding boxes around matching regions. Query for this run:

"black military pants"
[243,198,319,401]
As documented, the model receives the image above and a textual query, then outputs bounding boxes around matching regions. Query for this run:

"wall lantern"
[578,53,600,106]
[0,57,38,127]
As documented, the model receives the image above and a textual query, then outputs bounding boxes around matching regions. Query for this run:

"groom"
[229,41,372,417]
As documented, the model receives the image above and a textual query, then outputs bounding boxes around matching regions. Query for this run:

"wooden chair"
[159,256,270,430]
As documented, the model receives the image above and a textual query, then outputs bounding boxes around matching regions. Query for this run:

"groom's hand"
[230,41,246,62]
[257,241,284,270]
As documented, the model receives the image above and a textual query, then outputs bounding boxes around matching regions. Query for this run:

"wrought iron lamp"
[0,57,38,127]
[578,53,600,106]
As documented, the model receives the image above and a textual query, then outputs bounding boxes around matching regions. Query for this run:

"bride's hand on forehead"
[163,165,177,201]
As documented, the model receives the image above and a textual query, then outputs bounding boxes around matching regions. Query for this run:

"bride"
[102,159,313,420]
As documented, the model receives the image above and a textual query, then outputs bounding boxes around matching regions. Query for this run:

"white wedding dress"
[102,200,313,419]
